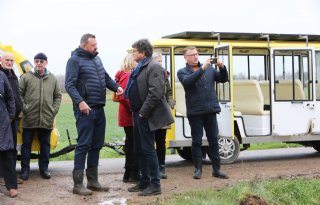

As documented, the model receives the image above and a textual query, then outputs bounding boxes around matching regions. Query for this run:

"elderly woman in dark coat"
[0,70,17,197]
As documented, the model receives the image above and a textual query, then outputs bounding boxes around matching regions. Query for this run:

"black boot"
[86,167,109,191]
[20,169,29,181]
[72,170,92,195]
[212,161,229,179]
[159,165,167,179]
[123,169,131,182]
[193,158,202,179]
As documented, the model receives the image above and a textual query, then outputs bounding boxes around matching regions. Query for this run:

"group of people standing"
[0,33,229,198]
[0,51,62,198]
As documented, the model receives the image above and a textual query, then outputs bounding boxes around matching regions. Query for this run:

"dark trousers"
[155,129,167,166]
[0,118,18,178]
[73,106,105,170]
[0,150,17,190]
[188,113,221,162]
[11,118,19,167]
[21,128,52,172]
[133,112,160,187]
[124,126,138,172]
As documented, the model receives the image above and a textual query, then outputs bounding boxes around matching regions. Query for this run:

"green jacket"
[19,70,62,129]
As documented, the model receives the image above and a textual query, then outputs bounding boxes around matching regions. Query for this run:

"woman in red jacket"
[115,54,139,182]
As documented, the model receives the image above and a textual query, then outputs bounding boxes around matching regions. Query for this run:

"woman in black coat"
[0,70,18,197]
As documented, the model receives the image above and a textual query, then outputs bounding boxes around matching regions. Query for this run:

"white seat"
[175,83,187,117]
[234,80,269,115]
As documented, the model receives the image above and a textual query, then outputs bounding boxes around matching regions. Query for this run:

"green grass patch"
[52,93,303,161]
[51,93,125,161]
[247,142,301,150]
[152,177,320,205]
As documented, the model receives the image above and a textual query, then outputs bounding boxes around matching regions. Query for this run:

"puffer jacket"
[177,62,228,117]
[65,47,119,107]
[0,71,15,151]
[19,70,62,129]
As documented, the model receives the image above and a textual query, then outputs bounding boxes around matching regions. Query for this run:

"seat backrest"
[234,80,266,115]
[175,83,187,116]
[259,80,270,105]
[276,79,305,100]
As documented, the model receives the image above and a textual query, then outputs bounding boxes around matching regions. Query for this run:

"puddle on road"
[98,198,127,205]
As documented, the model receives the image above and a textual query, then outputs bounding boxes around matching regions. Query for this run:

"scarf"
[125,57,148,98]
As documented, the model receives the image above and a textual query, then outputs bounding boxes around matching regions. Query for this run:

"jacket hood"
[73,47,98,59]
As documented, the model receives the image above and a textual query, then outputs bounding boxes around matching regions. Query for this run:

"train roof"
[162,31,320,42]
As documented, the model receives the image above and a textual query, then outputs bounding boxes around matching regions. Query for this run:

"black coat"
[0,66,23,117]
[177,63,228,117]
[0,71,15,151]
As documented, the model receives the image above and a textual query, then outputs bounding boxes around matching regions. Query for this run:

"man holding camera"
[177,46,229,180]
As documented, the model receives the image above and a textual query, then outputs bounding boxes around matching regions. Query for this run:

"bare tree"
[56,74,66,93]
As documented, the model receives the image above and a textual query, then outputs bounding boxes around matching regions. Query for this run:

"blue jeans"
[133,112,160,187]
[73,106,106,170]
[21,128,52,172]
[188,113,221,162]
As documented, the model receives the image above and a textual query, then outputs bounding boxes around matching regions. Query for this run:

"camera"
[210,57,217,64]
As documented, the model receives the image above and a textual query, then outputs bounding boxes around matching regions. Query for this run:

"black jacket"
[0,71,15,151]
[177,63,228,117]
[0,65,23,117]
[65,47,119,107]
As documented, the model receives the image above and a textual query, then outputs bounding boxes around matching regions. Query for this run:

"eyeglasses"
[4,59,14,63]
[185,53,199,57]
[35,59,45,64]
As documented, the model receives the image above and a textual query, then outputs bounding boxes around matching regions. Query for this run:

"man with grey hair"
[0,52,23,185]
[177,46,229,180]
[126,39,174,196]
[65,33,123,195]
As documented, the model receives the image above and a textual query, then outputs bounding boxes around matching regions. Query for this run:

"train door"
[215,45,233,138]
[270,48,314,135]
[311,50,320,134]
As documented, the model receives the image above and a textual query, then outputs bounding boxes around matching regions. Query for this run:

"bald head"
[1,52,14,70]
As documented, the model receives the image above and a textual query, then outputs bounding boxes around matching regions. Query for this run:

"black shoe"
[138,184,161,196]
[40,170,51,179]
[128,183,148,192]
[159,165,167,179]
[212,170,229,179]
[20,170,29,181]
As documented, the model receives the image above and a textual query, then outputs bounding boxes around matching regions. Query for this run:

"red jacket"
[115,70,133,127]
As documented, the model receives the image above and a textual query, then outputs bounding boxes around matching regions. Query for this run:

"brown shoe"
[8,189,18,198]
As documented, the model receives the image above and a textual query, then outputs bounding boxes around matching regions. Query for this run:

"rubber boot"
[159,164,167,179]
[193,159,202,179]
[86,167,109,191]
[72,170,92,195]
[212,161,229,179]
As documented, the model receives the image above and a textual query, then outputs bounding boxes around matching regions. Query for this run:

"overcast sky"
[1,0,319,77]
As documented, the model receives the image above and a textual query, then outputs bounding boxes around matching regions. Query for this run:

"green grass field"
[52,93,124,161]
[154,177,320,205]
[52,93,300,161]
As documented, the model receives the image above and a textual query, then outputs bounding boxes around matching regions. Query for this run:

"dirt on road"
[1,149,320,205]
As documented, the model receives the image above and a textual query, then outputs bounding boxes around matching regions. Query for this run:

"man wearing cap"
[19,52,62,180]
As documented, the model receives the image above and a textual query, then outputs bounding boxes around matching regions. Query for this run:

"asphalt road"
[21,147,319,175]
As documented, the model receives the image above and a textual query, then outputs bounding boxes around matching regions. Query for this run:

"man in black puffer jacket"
[65,33,123,195]
[177,46,229,180]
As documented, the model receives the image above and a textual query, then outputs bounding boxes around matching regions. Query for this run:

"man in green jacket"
[19,53,62,180]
